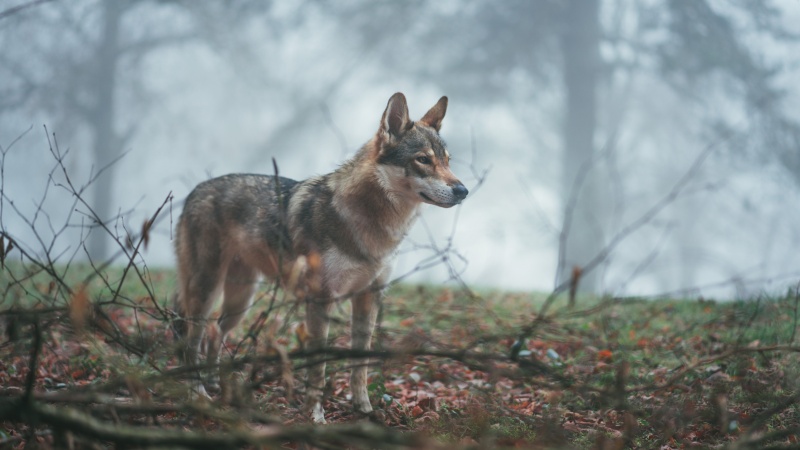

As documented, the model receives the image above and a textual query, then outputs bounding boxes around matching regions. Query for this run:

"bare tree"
[0,0,273,261]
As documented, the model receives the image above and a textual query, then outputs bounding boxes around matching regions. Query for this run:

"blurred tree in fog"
[655,1,800,179]
[0,0,268,260]
[327,0,799,292]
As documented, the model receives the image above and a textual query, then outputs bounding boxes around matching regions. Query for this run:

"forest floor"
[1,265,800,449]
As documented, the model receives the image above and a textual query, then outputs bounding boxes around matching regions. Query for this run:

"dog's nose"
[451,183,469,201]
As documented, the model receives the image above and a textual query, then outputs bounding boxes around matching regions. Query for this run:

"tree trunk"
[556,0,603,292]
[87,0,123,261]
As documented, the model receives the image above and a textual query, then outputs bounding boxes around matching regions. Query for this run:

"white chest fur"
[321,247,393,299]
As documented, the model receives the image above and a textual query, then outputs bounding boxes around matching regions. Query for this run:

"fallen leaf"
[294,322,310,347]
[69,285,90,333]
[141,218,153,250]
[597,349,613,362]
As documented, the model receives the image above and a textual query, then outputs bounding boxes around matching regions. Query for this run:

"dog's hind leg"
[350,287,380,416]
[175,217,226,399]
[217,258,258,351]
[305,296,333,423]
[180,266,224,398]
[211,258,257,391]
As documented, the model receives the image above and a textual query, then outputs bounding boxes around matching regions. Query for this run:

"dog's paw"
[352,390,373,414]
[353,402,373,415]
[310,402,327,424]
[189,383,213,402]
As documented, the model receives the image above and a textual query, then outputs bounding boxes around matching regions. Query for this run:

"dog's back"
[176,174,298,262]
[176,173,299,281]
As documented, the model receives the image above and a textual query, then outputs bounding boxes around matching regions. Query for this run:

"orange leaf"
[597,349,613,362]
[399,318,415,327]
[69,285,90,332]
[294,322,310,347]
[411,405,424,418]
[306,251,322,271]
[141,218,153,250]
[436,289,453,303]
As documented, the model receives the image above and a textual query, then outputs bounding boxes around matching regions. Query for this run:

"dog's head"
[374,93,468,208]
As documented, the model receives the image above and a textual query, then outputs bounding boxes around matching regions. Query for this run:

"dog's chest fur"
[287,159,419,297]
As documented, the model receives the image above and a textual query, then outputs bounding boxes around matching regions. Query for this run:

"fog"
[2,0,799,299]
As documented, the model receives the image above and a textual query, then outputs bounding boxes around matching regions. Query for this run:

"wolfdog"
[173,92,468,423]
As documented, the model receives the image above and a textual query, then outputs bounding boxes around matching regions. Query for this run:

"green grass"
[1,260,177,310]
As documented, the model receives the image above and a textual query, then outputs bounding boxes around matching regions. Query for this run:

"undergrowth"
[2,263,800,448]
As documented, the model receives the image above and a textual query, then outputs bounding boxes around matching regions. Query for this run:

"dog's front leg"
[350,287,381,416]
[306,296,333,423]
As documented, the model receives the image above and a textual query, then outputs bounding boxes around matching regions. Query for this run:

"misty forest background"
[4,1,800,449]
[2,0,799,300]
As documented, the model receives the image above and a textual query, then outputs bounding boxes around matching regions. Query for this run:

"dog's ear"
[381,92,411,140]
[419,96,448,132]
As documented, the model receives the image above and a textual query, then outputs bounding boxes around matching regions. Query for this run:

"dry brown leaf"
[399,318,415,327]
[69,285,90,333]
[294,321,310,349]
[141,218,153,250]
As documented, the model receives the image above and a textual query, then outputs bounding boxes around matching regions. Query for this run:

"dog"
[173,92,468,423]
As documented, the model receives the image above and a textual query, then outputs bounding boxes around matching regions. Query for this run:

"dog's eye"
[416,156,431,165]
